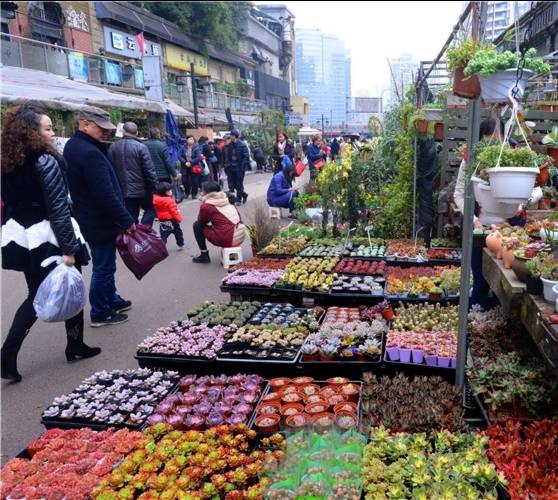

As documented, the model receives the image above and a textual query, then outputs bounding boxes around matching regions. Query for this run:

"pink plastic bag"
[116,224,168,280]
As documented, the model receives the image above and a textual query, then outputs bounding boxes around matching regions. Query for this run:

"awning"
[0,65,192,117]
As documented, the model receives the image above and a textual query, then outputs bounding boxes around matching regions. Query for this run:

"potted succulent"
[446,37,484,98]
[542,126,558,166]
[537,256,558,302]
[301,342,319,362]
[319,343,338,362]
[428,285,443,301]
[477,144,541,204]
[526,256,545,295]
[464,47,551,103]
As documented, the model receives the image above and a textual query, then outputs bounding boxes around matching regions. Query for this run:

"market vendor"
[192,181,247,264]
[267,158,299,216]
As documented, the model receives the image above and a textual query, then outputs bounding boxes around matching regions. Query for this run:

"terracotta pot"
[280,403,304,417]
[540,104,555,112]
[539,197,552,210]
[537,163,550,186]
[255,414,280,432]
[285,413,307,431]
[511,255,530,283]
[485,230,502,257]
[453,66,481,98]
[382,308,395,321]
[257,401,281,416]
[326,377,350,386]
[548,147,558,167]
[292,376,314,385]
[434,122,444,141]
[333,401,358,414]
[269,377,290,391]
[305,402,329,415]
[502,246,515,269]
[415,119,428,135]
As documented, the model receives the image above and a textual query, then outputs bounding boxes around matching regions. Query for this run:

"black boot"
[1,350,22,383]
[65,323,101,362]
[192,251,211,263]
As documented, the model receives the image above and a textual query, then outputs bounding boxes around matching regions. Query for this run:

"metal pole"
[456,1,485,388]
[190,62,199,128]
[412,137,417,238]
[321,114,324,136]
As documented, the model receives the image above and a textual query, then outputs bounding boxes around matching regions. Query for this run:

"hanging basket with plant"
[446,37,486,99]
[463,48,550,103]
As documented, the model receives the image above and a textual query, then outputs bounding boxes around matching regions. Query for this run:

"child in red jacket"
[153,182,184,250]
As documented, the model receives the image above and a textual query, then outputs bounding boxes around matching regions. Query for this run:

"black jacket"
[145,139,176,181]
[225,140,250,172]
[109,137,157,198]
[64,131,134,244]
[271,140,294,164]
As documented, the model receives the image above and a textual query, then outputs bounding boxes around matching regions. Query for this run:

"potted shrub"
[478,144,541,204]
[446,37,484,98]
[464,48,551,103]
[542,126,558,166]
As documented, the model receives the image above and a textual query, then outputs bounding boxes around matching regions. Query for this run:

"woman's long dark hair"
[1,105,57,173]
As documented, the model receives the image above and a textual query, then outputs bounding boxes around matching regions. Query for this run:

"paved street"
[0,171,281,462]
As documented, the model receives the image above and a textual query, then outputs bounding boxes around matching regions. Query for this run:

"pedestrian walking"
[253,145,266,172]
[179,135,200,199]
[109,122,158,226]
[152,182,184,250]
[225,128,249,205]
[306,135,325,180]
[192,181,247,263]
[145,128,176,183]
[64,106,135,328]
[1,105,100,382]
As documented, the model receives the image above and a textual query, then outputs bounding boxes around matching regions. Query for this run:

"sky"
[256,1,464,98]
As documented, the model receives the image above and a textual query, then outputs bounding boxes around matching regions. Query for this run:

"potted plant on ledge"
[464,47,551,103]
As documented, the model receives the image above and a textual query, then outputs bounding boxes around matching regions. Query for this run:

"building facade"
[485,1,531,42]
[388,53,417,107]
[295,28,351,129]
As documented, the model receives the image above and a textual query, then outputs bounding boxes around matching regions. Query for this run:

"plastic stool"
[269,206,281,219]
[221,246,243,269]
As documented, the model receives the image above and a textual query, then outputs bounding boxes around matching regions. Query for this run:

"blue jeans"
[89,242,125,320]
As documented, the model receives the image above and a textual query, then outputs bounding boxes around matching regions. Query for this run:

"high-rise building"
[484,1,531,41]
[295,28,351,129]
[388,53,416,106]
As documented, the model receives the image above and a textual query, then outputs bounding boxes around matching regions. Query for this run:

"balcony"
[1,33,144,92]
[165,83,267,114]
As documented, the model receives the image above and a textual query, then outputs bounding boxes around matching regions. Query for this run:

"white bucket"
[479,69,533,104]
[487,166,539,204]
[542,278,558,303]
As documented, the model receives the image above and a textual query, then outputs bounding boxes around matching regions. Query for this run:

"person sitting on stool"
[192,181,247,263]
[267,157,299,217]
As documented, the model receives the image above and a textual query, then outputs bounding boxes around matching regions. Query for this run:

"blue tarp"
[165,110,181,166]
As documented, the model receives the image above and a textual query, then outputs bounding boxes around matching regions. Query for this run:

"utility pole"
[321,113,324,136]
[190,62,199,128]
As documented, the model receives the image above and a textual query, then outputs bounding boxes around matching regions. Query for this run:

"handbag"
[192,165,202,175]
[116,224,169,280]
[314,159,325,170]
[201,160,210,177]
[295,160,305,177]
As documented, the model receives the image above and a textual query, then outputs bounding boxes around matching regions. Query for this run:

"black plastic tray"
[135,352,215,370]
[216,344,301,364]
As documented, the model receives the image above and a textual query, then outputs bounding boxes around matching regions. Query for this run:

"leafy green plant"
[542,126,558,148]
[476,144,542,180]
[464,47,551,77]
[446,37,490,71]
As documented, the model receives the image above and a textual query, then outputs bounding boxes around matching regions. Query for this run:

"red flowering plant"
[0,428,146,499]
[484,419,558,499]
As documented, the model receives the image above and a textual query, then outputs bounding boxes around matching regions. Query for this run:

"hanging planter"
[478,69,533,104]
[473,180,519,220]
[453,66,481,98]
[487,167,539,204]
[415,119,428,135]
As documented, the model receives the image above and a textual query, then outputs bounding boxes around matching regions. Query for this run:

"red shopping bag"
[116,224,168,280]
[295,160,305,176]
[314,159,325,170]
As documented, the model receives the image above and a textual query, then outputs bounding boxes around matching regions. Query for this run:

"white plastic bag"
[33,261,87,322]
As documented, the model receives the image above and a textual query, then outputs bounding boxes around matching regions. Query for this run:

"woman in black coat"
[271,131,294,173]
[1,105,101,382]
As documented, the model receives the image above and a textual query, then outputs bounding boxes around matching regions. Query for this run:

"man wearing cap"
[224,128,249,205]
[64,106,135,328]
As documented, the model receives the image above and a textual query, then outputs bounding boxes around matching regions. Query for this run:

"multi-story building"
[484,1,531,41]
[295,28,351,130]
[388,53,417,106]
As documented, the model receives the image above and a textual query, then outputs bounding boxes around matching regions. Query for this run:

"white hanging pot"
[471,175,486,202]
[475,183,519,218]
[541,277,558,303]
[479,69,533,104]
[487,166,539,204]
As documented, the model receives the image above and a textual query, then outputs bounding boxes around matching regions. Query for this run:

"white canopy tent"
[297,126,321,137]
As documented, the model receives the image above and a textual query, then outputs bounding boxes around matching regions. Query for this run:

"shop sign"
[68,52,89,82]
[103,26,161,59]
[164,44,208,76]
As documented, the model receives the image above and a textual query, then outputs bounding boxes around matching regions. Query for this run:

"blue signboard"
[134,68,144,89]
[105,61,122,85]
[68,52,89,82]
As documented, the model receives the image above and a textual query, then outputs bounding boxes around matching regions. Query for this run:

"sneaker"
[113,300,132,314]
[242,193,249,204]
[90,313,129,328]
[192,253,211,263]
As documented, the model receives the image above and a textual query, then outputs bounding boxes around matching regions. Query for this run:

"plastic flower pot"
[334,401,357,415]
[269,377,290,391]
[386,346,400,361]
[281,392,303,405]
[541,278,558,303]
[425,354,438,367]
[475,182,519,219]
[327,377,350,386]
[537,163,550,185]
[478,68,533,104]
[285,413,307,431]
[434,122,444,141]
[487,167,539,204]
[305,402,329,416]
[302,353,320,361]
[539,197,553,209]
[548,147,558,166]
[453,66,481,98]
[382,308,395,321]
[292,376,314,385]
[280,403,304,417]
[262,392,282,402]
[257,402,281,416]
[540,228,558,242]
[428,293,442,301]
[319,353,335,362]
[255,414,280,432]
[450,357,457,368]
[339,383,360,402]
[399,348,412,363]
[438,356,451,368]
[334,411,358,431]
[328,393,348,406]
[298,384,320,397]
[319,386,338,400]
[303,394,327,405]
[312,412,335,432]
[411,349,424,364]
